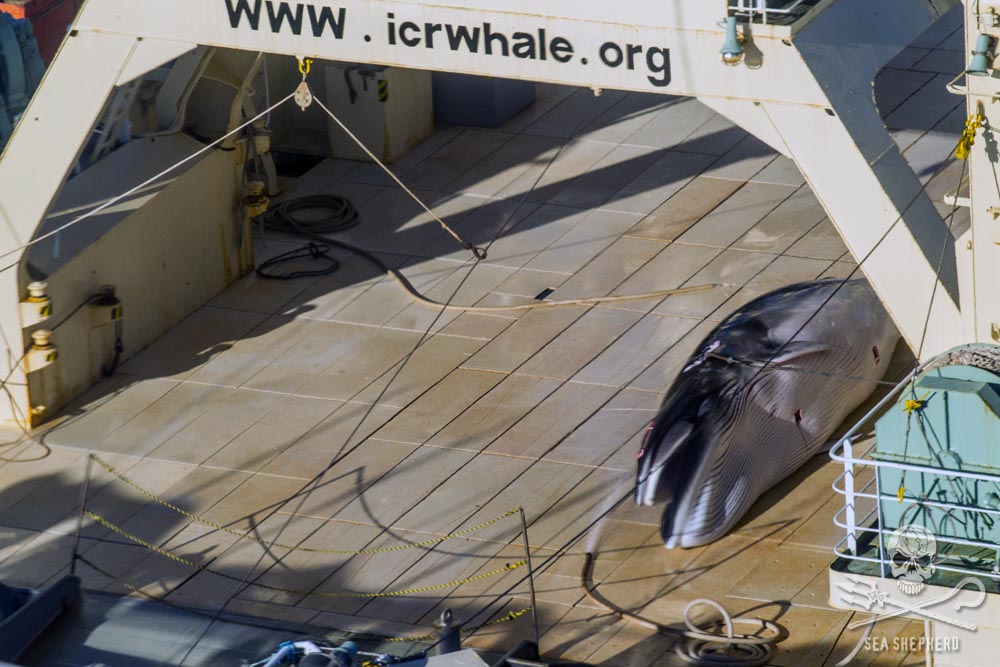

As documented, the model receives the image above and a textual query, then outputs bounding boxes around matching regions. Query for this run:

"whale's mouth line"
[662,472,701,548]
[636,420,659,506]
[656,428,709,547]
[661,496,680,545]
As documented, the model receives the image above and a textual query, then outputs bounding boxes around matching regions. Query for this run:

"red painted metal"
[0,0,82,64]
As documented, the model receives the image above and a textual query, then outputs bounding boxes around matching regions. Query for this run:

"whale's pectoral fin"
[768,341,832,365]
[637,420,695,506]
[751,342,833,430]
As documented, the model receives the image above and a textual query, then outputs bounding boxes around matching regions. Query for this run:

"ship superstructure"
[2,1,999,666]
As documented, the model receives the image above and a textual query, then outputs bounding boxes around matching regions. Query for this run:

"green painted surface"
[875,358,1000,549]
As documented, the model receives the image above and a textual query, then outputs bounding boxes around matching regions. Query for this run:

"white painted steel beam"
[790,0,964,357]
[698,97,791,157]
[0,32,193,422]
[0,31,135,423]
[0,0,965,423]
[763,100,963,357]
[71,0,832,105]
[704,0,965,358]
[961,0,1000,351]
[702,0,968,359]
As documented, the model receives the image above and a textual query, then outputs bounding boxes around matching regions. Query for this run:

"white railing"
[728,0,812,25]
[829,369,1000,581]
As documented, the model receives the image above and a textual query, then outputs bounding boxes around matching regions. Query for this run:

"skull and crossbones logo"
[886,524,937,595]
[838,523,987,633]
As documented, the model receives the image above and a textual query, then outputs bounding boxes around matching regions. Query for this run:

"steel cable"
[167,86,595,663]
[88,454,520,554]
[257,194,719,309]
[169,89,608,663]
[423,120,974,665]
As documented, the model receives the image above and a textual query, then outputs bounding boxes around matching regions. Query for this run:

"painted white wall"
[24,135,246,422]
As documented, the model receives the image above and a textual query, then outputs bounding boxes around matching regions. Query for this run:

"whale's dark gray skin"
[636,279,898,548]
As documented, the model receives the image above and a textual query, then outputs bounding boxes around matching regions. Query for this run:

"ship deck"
[0,7,969,666]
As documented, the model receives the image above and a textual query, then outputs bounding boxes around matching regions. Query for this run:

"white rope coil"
[581,554,781,666]
[675,599,781,667]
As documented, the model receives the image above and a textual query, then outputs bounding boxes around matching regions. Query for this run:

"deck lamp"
[967,33,994,76]
[721,16,745,66]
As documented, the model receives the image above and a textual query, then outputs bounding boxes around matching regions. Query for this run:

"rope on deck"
[76,554,530,644]
[85,509,525,598]
[88,454,519,554]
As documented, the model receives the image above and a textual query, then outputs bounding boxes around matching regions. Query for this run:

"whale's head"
[635,285,846,548]
[636,279,896,548]
[635,353,747,548]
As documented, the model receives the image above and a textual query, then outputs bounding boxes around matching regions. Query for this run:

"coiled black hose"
[256,195,719,309]
[256,242,342,280]
[261,195,361,236]
[256,195,361,280]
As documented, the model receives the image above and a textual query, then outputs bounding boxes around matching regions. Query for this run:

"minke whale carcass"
[636,279,899,548]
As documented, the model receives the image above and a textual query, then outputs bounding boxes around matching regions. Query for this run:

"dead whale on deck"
[636,278,899,548]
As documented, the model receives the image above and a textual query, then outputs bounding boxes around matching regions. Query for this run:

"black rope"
[262,195,361,236]
[255,242,341,280]
[102,319,124,377]
[256,195,362,279]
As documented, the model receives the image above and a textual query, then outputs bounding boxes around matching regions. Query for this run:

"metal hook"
[297,57,314,80]
[951,576,987,612]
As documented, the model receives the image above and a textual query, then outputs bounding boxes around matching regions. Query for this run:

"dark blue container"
[432,73,536,128]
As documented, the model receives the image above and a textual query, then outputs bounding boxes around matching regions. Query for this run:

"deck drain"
[535,288,555,301]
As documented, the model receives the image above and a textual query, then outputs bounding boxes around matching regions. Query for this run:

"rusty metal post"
[519,506,540,653]
[70,454,93,575]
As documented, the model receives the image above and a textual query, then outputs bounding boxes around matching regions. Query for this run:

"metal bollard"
[433,608,462,655]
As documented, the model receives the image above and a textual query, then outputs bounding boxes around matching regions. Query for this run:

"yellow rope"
[381,633,435,644]
[479,607,532,628]
[903,390,931,415]
[78,554,420,641]
[955,112,983,160]
[899,389,932,500]
[382,607,532,643]
[89,454,517,554]
[86,511,524,598]
[79,553,530,646]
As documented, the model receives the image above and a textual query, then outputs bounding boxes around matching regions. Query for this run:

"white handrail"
[828,364,1000,581]
[833,445,1000,483]
[834,543,1000,580]
[729,0,813,25]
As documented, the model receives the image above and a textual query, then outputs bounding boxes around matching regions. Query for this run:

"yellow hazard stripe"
[86,511,524,598]
[479,607,532,629]
[89,454,517,554]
